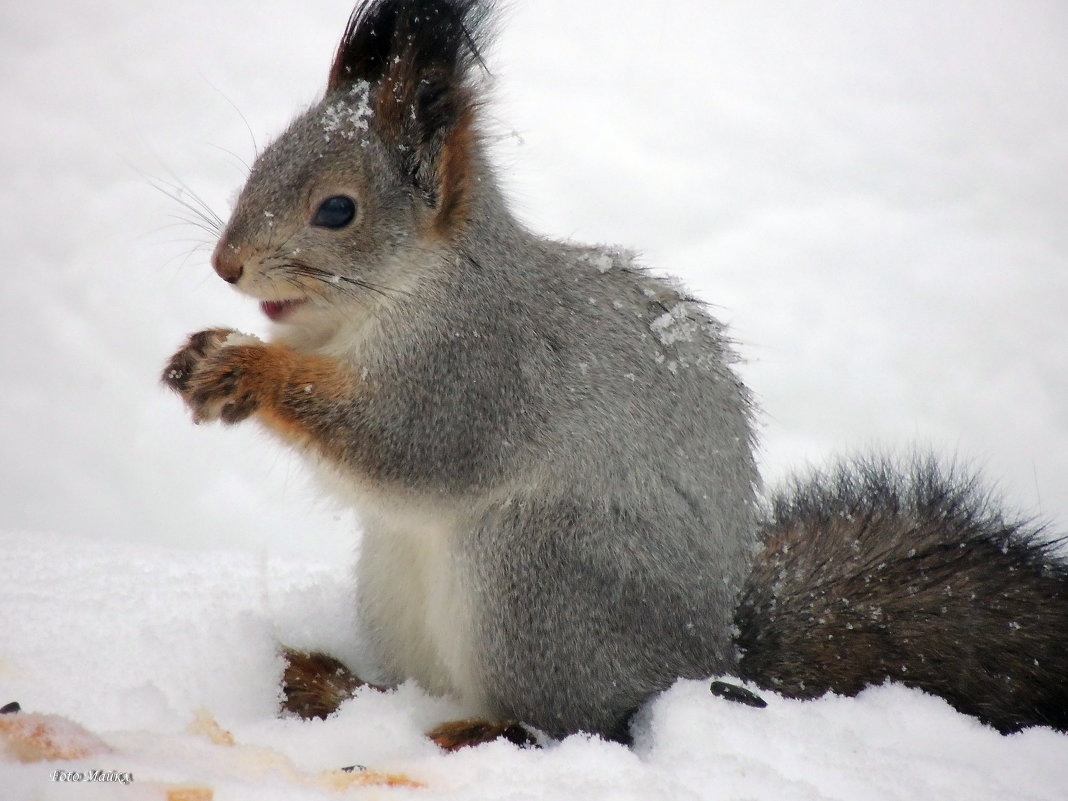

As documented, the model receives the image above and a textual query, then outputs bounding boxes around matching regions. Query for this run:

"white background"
[2,0,1065,558]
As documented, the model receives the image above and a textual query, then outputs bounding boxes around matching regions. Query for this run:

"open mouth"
[260,299,307,322]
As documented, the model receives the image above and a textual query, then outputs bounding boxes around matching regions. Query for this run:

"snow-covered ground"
[4,530,1068,800]
[2,1,1067,798]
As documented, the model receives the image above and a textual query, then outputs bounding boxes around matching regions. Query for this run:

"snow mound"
[2,531,1066,799]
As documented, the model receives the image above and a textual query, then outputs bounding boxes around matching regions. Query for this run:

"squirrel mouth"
[260,299,306,322]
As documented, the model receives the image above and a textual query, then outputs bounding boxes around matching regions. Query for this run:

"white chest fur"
[353,500,485,714]
[279,314,488,713]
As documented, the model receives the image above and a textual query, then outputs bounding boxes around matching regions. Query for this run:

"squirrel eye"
[312,195,357,229]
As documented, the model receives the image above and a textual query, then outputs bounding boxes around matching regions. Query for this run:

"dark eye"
[312,195,357,229]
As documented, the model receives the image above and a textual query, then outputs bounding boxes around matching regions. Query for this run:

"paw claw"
[221,393,257,425]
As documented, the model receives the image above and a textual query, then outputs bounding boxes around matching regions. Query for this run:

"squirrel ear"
[328,0,492,230]
[327,0,401,90]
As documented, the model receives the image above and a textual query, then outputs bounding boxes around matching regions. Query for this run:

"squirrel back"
[164,0,1067,742]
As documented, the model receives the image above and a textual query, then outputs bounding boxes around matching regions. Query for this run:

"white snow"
[650,303,702,346]
[221,332,264,349]
[2,0,1067,797]
[578,251,615,274]
[320,80,374,143]
[3,531,1067,800]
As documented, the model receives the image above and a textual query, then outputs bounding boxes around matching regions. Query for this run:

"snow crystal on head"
[579,252,614,274]
[320,80,373,144]
[649,300,735,374]
[650,303,704,347]
[578,246,636,275]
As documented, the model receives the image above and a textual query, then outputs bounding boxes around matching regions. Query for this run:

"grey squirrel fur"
[163,0,1068,741]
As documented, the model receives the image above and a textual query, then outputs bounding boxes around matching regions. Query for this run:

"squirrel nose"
[212,241,244,284]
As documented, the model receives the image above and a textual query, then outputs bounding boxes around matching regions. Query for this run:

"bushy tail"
[735,456,1068,733]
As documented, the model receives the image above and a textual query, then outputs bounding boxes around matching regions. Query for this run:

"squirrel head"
[211,0,494,323]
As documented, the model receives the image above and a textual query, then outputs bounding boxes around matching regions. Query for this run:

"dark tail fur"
[735,456,1068,733]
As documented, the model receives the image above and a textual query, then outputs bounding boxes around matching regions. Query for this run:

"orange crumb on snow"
[187,709,235,746]
[0,712,110,763]
[316,768,425,790]
[165,787,214,801]
[186,709,423,790]
[0,708,422,794]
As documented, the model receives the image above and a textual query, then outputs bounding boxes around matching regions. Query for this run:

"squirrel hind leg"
[278,650,543,749]
[426,719,540,751]
[279,647,380,719]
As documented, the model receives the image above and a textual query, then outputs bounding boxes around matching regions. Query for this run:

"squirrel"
[162,0,1068,747]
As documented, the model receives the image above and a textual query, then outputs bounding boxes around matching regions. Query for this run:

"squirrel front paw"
[162,329,266,424]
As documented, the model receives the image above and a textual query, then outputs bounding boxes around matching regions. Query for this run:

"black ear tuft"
[328,1,400,90]
[327,1,495,230]
[328,0,492,95]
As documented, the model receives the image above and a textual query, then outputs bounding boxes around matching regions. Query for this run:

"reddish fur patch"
[166,330,392,477]
[234,345,360,462]
[433,104,475,236]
